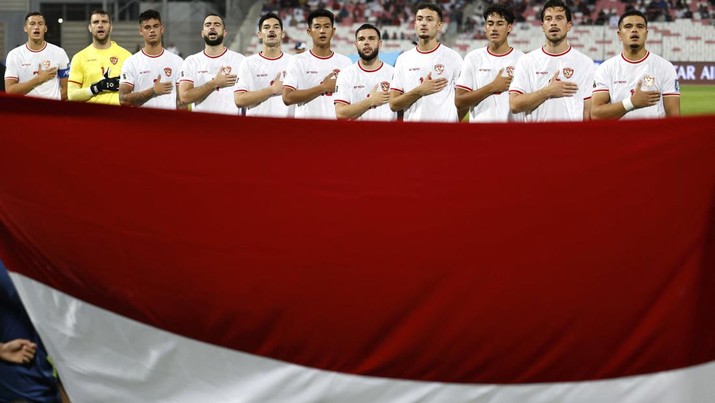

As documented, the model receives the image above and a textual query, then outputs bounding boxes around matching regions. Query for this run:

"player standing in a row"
[334,23,396,121]
[4,12,69,101]
[235,12,294,117]
[179,14,245,115]
[68,9,132,105]
[389,2,463,122]
[591,10,680,119]
[119,10,184,109]
[509,0,595,121]
[455,4,523,122]
[282,9,352,119]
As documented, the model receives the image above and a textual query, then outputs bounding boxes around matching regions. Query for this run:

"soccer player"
[591,10,680,119]
[4,12,69,101]
[282,9,352,119]
[179,14,245,115]
[68,9,132,105]
[455,4,524,122]
[509,0,595,121]
[119,10,184,110]
[334,23,396,121]
[234,12,294,117]
[389,2,463,122]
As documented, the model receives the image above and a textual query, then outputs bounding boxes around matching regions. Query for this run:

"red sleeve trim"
[663,93,681,97]
[334,99,350,105]
[592,89,609,93]
[508,90,524,95]
[177,79,194,84]
[68,80,83,85]
[390,88,403,93]
[283,85,297,91]
[455,85,473,92]
[235,89,248,93]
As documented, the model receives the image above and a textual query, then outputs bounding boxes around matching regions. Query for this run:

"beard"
[203,33,224,46]
[92,32,109,45]
[358,48,378,62]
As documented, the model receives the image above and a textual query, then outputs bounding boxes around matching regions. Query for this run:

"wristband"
[622,96,634,112]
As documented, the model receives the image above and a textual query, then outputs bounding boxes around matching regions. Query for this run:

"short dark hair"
[416,2,443,21]
[355,23,381,39]
[618,9,647,28]
[139,9,161,25]
[540,0,572,22]
[483,4,515,24]
[204,13,225,27]
[24,12,45,24]
[307,9,334,27]
[259,12,283,30]
[89,9,112,22]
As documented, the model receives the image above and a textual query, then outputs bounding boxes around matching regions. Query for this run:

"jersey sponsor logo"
[21,63,32,67]
[643,74,655,87]
[409,67,421,71]
[221,66,232,75]
[257,73,268,77]
[536,71,549,76]
[562,67,574,79]
[434,64,445,75]
[110,56,119,65]
[380,81,390,92]
[164,67,172,77]
[306,70,318,74]
[353,85,365,89]
[506,66,515,77]
[614,80,627,84]
[479,68,491,72]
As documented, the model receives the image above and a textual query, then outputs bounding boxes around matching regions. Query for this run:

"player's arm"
[59,78,68,101]
[120,75,173,107]
[179,68,237,105]
[335,84,390,120]
[510,71,578,114]
[455,68,512,113]
[176,84,188,110]
[663,95,680,117]
[68,70,120,102]
[5,64,58,95]
[591,80,660,119]
[582,98,592,121]
[282,70,337,106]
[235,72,283,108]
[389,72,447,112]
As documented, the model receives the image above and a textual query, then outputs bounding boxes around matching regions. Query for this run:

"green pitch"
[681,85,715,116]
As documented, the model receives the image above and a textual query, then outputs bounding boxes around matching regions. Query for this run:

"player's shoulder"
[464,46,487,59]
[332,52,353,65]
[110,42,132,57]
[5,45,22,59]
[646,51,673,67]
[227,49,246,60]
[510,47,526,58]
[569,47,594,63]
[71,44,95,61]
[164,49,184,63]
[439,44,463,59]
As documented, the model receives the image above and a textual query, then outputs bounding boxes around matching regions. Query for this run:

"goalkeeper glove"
[90,69,120,95]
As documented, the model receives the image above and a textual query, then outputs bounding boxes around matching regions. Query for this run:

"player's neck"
[311,44,333,58]
[358,58,382,70]
[544,37,569,54]
[26,38,46,51]
[261,45,282,59]
[143,43,164,56]
[417,38,439,52]
[93,38,112,50]
[622,47,647,62]
[488,41,511,55]
[204,44,226,56]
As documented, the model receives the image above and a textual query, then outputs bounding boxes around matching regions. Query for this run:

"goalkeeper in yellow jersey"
[68,9,131,105]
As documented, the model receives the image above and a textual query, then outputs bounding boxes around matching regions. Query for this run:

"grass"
[680,85,715,116]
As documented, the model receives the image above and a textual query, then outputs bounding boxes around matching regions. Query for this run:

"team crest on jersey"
[110,56,118,65]
[222,66,232,75]
[562,67,574,79]
[434,64,445,75]
[506,66,515,77]
[42,60,51,69]
[643,74,655,87]
[380,81,390,92]
[164,67,172,77]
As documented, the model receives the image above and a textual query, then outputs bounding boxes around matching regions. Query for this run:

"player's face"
[139,18,164,47]
[415,9,442,40]
[355,28,381,62]
[541,7,571,44]
[258,18,284,48]
[484,13,511,46]
[202,16,225,46]
[618,15,648,51]
[307,16,334,47]
[24,15,47,42]
[89,13,112,44]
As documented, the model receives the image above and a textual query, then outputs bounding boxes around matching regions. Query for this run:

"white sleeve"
[283,58,300,90]
[236,60,253,92]
[582,59,596,100]
[120,57,135,86]
[4,50,19,80]
[509,56,529,94]
[178,57,195,83]
[455,53,475,91]
[660,60,680,95]
[333,67,351,104]
[390,58,404,92]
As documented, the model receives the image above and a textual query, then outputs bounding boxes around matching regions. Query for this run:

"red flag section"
[1,93,714,385]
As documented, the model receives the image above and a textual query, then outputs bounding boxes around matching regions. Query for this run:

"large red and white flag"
[1,94,715,402]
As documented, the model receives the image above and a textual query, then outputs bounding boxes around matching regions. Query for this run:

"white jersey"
[4,42,69,100]
[178,48,245,115]
[456,46,525,123]
[592,51,680,119]
[283,50,353,119]
[120,48,184,110]
[236,51,295,118]
[390,43,463,122]
[334,61,396,121]
[509,46,595,122]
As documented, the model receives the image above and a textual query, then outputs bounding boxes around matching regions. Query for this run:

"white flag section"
[11,273,715,403]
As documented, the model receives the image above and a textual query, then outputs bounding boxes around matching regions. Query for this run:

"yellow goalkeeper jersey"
[68,41,132,105]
